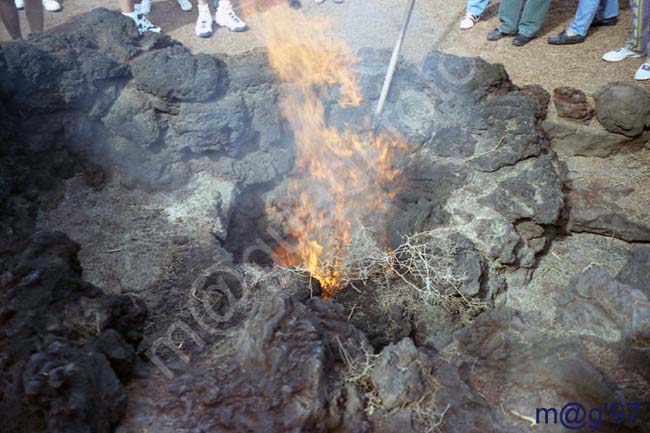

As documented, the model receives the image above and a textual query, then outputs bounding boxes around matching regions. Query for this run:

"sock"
[566,29,578,37]
[122,11,138,18]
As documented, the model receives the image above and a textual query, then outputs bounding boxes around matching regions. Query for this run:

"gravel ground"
[1,0,647,94]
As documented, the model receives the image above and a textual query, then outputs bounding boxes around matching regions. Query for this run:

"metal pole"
[372,0,416,130]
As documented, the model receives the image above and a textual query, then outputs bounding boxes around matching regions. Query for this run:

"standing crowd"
[1,0,649,80]
[461,0,650,80]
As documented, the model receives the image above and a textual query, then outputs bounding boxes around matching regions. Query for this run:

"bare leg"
[119,0,135,13]
[198,0,207,4]
[23,0,42,34]
[0,0,21,39]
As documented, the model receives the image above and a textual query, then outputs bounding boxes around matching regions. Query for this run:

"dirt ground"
[0,0,646,94]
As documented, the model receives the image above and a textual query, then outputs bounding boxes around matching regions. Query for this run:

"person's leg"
[598,0,619,19]
[629,0,648,52]
[195,0,212,37]
[497,0,524,34]
[23,0,42,33]
[517,0,552,37]
[569,0,600,36]
[466,0,490,16]
[634,1,650,79]
[602,0,644,60]
[214,0,247,32]
[0,0,21,39]
[120,0,161,33]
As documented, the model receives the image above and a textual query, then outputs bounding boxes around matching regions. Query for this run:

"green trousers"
[497,0,552,37]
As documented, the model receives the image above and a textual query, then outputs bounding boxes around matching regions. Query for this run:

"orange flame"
[251,5,405,297]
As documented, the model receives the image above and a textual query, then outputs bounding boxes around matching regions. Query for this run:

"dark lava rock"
[557,268,650,348]
[569,183,650,243]
[450,306,650,432]
[553,86,593,121]
[0,231,146,433]
[520,84,550,120]
[118,295,373,433]
[617,247,650,295]
[594,82,650,137]
[130,45,227,102]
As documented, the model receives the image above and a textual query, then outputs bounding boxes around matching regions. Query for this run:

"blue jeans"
[466,0,490,16]
[569,0,619,36]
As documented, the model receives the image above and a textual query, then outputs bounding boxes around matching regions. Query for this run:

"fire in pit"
[251,5,407,297]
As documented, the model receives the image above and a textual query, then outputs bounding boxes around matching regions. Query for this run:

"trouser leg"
[517,0,552,37]
[466,0,490,16]
[497,0,524,34]
[629,0,650,54]
[569,0,601,36]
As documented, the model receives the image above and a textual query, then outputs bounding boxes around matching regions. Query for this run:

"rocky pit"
[1,8,650,433]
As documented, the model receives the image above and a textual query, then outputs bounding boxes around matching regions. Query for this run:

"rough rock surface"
[594,82,650,137]
[3,8,649,433]
[566,152,650,243]
[553,86,593,121]
[0,231,146,433]
[542,119,649,157]
[617,247,650,295]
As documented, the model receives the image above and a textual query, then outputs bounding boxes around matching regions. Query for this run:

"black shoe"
[513,34,534,46]
[592,16,618,27]
[548,30,586,45]
[487,28,515,41]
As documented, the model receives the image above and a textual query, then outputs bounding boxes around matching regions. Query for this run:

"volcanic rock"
[594,82,650,137]
[519,84,550,120]
[617,247,650,295]
[552,86,593,121]
[542,119,649,157]
[0,231,146,433]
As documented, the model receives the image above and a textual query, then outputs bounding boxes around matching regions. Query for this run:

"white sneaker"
[635,62,650,80]
[602,47,643,62]
[460,13,479,30]
[139,0,152,15]
[15,0,24,10]
[314,0,326,3]
[215,0,247,32]
[124,12,162,35]
[178,0,193,11]
[195,5,213,38]
[42,0,61,12]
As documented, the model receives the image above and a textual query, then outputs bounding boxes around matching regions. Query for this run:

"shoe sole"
[603,54,642,62]
[216,23,249,32]
[196,32,213,38]
[548,39,585,45]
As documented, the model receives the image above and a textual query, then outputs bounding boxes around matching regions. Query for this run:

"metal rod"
[373,0,416,129]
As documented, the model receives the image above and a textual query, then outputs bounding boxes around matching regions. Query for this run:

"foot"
[592,16,618,27]
[14,0,24,10]
[548,30,585,45]
[195,5,213,38]
[177,0,193,12]
[42,0,62,12]
[602,47,643,62]
[460,13,479,30]
[487,28,514,41]
[513,33,534,46]
[124,12,162,35]
[635,62,650,80]
[215,0,247,32]
[140,0,152,15]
